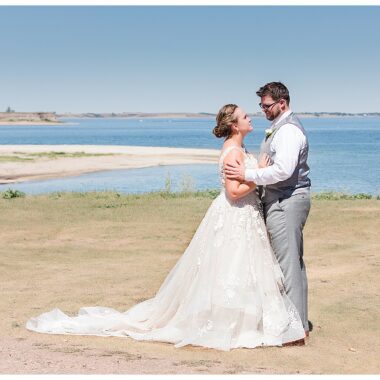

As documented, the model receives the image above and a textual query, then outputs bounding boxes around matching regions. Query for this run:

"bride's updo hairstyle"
[213,104,238,139]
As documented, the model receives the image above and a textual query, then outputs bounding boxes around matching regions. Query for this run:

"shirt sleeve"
[245,124,305,185]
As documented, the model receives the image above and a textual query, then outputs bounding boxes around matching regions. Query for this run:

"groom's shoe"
[283,338,305,347]
[305,320,313,338]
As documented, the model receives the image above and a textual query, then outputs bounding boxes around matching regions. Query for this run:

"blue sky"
[0,6,379,114]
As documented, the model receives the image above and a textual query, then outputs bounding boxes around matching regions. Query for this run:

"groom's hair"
[256,82,290,105]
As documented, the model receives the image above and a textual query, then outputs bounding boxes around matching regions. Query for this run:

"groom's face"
[261,95,282,121]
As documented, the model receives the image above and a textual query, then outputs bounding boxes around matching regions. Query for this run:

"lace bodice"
[218,145,259,187]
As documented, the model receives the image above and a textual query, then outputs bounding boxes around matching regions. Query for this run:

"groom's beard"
[265,107,282,121]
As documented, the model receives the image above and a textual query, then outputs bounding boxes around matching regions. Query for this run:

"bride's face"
[233,107,253,136]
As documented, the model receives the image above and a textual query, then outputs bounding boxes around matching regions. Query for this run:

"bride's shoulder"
[221,145,244,162]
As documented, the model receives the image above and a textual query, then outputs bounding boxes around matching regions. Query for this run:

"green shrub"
[311,192,374,200]
[2,189,26,199]
[164,173,172,193]
[179,174,195,193]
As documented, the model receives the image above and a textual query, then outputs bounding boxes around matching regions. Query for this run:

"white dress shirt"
[245,110,307,185]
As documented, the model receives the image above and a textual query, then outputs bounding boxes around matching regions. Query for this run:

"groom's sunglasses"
[259,100,280,111]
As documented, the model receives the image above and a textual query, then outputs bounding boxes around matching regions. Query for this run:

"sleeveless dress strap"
[219,145,245,164]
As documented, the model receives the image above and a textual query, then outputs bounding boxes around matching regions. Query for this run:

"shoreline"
[1,114,379,126]
[0,121,65,126]
[0,145,220,184]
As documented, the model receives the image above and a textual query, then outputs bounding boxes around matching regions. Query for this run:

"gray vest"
[260,112,311,204]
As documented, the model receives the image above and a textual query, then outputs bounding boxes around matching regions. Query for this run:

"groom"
[225,82,311,345]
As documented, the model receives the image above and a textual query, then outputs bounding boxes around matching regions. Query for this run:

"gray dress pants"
[263,192,311,331]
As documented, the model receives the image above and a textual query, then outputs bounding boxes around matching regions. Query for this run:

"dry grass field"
[0,192,379,374]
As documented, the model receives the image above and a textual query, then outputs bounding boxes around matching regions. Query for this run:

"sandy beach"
[0,145,219,184]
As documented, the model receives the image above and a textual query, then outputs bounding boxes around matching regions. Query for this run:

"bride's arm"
[224,149,256,201]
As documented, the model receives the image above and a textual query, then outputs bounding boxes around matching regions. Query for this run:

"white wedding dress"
[26,145,305,351]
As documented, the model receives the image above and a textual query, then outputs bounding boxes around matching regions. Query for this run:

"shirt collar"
[272,109,292,128]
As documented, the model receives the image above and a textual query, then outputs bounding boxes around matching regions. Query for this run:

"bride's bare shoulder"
[222,146,244,164]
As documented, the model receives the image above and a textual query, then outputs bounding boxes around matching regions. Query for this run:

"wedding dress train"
[26,146,305,351]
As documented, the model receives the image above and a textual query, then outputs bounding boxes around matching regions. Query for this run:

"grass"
[0,155,34,162]
[311,191,377,200]
[0,191,379,374]
[1,151,118,162]
[26,152,118,159]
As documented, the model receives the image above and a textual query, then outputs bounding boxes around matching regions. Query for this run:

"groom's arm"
[245,124,305,185]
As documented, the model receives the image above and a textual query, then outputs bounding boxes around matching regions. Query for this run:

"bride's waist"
[219,188,261,207]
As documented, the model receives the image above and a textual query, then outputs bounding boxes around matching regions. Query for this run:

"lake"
[0,116,379,195]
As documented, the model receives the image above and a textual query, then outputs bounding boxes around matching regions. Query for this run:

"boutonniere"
[265,128,273,139]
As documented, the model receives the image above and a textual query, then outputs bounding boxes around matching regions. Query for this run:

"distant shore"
[59,112,380,119]
[0,111,379,125]
[0,112,62,125]
[0,121,64,126]
[0,145,219,184]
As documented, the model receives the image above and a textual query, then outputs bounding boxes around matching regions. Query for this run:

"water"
[1,165,217,195]
[0,117,379,195]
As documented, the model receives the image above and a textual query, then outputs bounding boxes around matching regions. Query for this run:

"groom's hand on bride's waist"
[225,159,246,182]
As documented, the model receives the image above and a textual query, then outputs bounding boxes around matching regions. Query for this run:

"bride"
[26,104,306,351]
